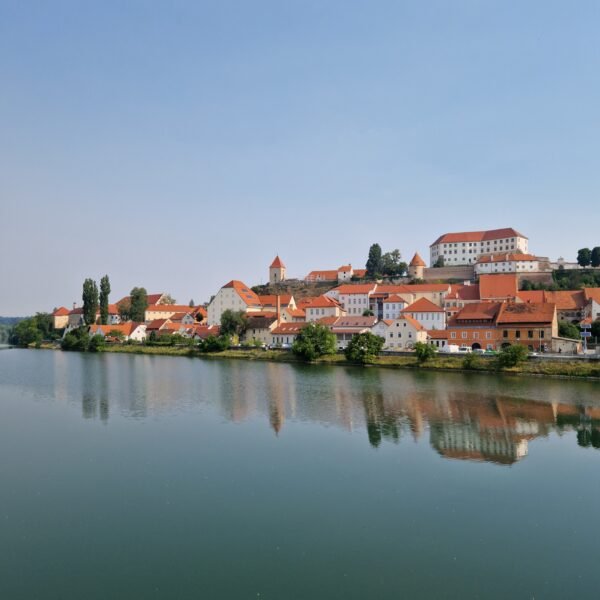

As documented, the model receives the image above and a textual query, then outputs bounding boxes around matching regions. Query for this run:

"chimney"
[73,302,77,309]
[276,294,281,325]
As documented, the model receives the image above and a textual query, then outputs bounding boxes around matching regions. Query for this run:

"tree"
[34,312,53,338]
[345,332,384,364]
[220,310,247,337]
[381,249,407,278]
[61,327,90,351]
[189,299,195,308]
[82,278,99,325]
[591,319,600,339]
[591,247,600,268]
[129,287,148,322]
[433,256,445,268]
[292,323,337,361]
[159,294,176,304]
[497,345,529,368]
[577,248,592,267]
[9,318,42,347]
[414,341,436,363]
[88,334,106,352]
[117,300,131,321]
[99,275,111,325]
[366,243,383,278]
[558,321,580,340]
[198,335,231,352]
[362,309,374,316]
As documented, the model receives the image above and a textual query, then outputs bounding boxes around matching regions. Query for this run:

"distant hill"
[0,317,25,326]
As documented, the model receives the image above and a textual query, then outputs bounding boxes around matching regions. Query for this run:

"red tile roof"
[257,295,293,308]
[146,319,169,331]
[328,316,377,328]
[338,264,352,272]
[517,290,546,304]
[584,288,600,303]
[52,307,69,316]
[447,284,480,301]
[305,270,338,281]
[222,280,261,306]
[401,298,445,313]
[146,304,195,313]
[431,228,527,246]
[518,290,585,310]
[477,253,538,264]
[272,322,308,335]
[383,295,407,303]
[270,255,285,268]
[353,269,367,278]
[304,295,342,309]
[496,302,556,324]
[116,293,165,306]
[427,329,449,339]
[479,274,518,300]
[335,284,377,295]
[409,252,427,267]
[451,302,503,322]
[399,315,425,331]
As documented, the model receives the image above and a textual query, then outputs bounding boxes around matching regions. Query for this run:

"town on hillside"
[43,227,600,354]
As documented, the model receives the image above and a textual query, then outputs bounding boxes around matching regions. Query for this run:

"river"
[0,349,598,599]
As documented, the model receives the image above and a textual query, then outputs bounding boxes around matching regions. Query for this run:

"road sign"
[581,323,591,329]
[581,332,591,338]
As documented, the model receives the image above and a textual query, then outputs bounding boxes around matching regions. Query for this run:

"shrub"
[414,342,436,363]
[345,332,384,364]
[198,335,231,353]
[462,353,481,370]
[88,334,106,352]
[292,323,337,361]
[497,345,529,368]
[61,327,90,351]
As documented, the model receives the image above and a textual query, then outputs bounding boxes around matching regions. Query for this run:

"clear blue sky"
[1,1,599,315]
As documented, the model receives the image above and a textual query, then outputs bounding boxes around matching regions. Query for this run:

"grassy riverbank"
[96,344,600,380]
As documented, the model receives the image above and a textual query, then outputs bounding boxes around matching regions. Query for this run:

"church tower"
[408,252,426,279]
[269,256,286,284]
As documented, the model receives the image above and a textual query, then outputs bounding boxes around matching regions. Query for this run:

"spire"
[270,255,285,268]
[409,252,426,267]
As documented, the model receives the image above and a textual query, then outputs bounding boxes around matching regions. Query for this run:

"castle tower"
[269,256,286,284]
[408,252,426,279]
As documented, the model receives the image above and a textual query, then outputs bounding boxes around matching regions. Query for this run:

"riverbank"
[96,344,600,380]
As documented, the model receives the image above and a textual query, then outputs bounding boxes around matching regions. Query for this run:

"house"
[88,322,147,342]
[328,284,377,315]
[243,314,279,345]
[478,274,519,301]
[518,290,586,322]
[305,269,338,282]
[168,312,196,325]
[475,253,546,275]
[408,252,426,279]
[447,303,503,350]
[430,228,529,266]
[443,283,481,318]
[496,302,557,352]
[374,315,427,351]
[145,319,172,336]
[584,288,600,322]
[270,322,308,347]
[305,265,367,283]
[321,315,378,349]
[207,280,263,326]
[269,256,286,284]
[401,297,446,330]
[145,304,199,322]
[427,329,449,349]
[382,295,408,320]
[282,307,306,322]
[304,295,345,322]
[190,325,221,340]
[67,306,85,328]
[51,307,70,329]
[116,293,167,307]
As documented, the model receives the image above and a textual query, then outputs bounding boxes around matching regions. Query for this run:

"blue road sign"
[580,332,591,338]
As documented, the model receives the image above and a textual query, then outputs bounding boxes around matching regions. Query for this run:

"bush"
[292,323,337,361]
[198,335,231,353]
[462,353,481,370]
[88,334,106,352]
[345,332,384,364]
[496,345,529,368]
[558,321,580,340]
[61,327,90,351]
[414,342,436,363]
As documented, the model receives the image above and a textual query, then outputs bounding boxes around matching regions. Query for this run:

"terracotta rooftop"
[52,307,69,316]
[479,274,518,300]
[258,294,293,308]
[398,314,425,331]
[496,302,556,324]
[431,228,527,246]
[335,284,377,295]
[305,270,338,281]
[270,255,285,268]
[401,298,445,313]
[451,302,503,322]
[409,252,427,267]
[304,295,342,309]
[427,329,449,339]
[146,304,195,313]
[477,253,538,264]
[222,280,261,306]
[447,284,481,301]
[584,288,600,304]
[272,322,308,335]
[383,294,407,303]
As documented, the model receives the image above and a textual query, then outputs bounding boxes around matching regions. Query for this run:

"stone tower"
[269,256,286,284]
[408,252,426,279]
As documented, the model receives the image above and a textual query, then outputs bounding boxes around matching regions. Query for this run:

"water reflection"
[69,355,600,464]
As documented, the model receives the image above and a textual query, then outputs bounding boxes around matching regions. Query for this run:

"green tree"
[129,287,148,322]
[558,321,580,340]
[362,309,374,316]
[433,256,445,268]
[591,319,600,339]
[189,299,195,308]
[292,323,337,361]
[117,300,131,321]
[462,353,481,370]
[591,247,600,268]
[82,278,99,325]
[414,341,436,363]
[61,327,90,351]
[381,249,407,278]
[198,335,231,352]
[34,312,54,339]
[159,294,176,304]
[497,345,529,368]
[577,248,592,267]
[99,275,111,325]
[220,310,247,337]
[9,318,42,347]
[88,334,105,352]
[345,332,384,364]
[366,243,383,278]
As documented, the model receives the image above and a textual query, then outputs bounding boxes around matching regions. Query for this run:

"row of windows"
[503,330,545,339]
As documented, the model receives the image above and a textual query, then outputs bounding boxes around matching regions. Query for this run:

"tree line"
[576,247,600,268]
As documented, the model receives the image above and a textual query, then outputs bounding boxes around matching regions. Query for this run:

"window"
[503,330,508,338]
[516,331,520,339]
[461,332,467,339]
[451,332,456,339]
[473,332,479,339]
[485,332,491,339]
[540,330,544,339]
[528,330,534,339]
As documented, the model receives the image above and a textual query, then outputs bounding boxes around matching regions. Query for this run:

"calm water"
[1,350,599,599]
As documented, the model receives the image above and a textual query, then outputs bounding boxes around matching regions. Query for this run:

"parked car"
[457,347,472,354]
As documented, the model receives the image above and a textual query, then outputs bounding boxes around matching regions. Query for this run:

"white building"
[475,253,544,275]
[372,316,427,351]
[401,298,446,330]
[430,228,528,266]
[207,280,263,326]
[327,284,376,316]
[382,295,408,320]
[304,295,345,322]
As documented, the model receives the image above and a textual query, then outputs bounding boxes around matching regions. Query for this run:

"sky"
[1,0,599,315]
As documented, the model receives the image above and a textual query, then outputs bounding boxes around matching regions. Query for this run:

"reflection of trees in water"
[81,355,110,423]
